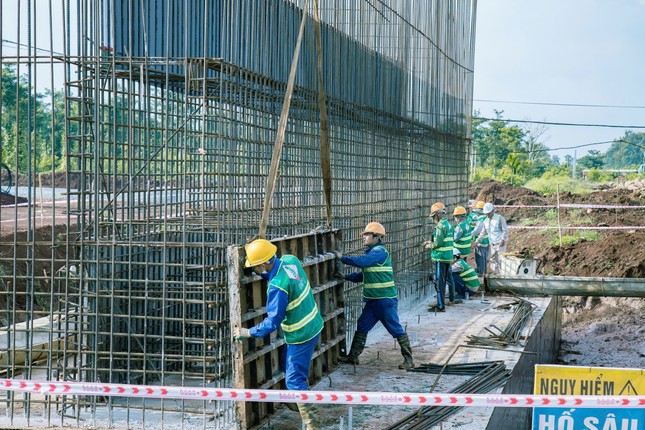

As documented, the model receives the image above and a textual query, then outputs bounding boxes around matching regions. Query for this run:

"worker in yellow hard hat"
[423,203,460,313]
[335,222,414,370]
[453,206,473,260]
[237,239,323,429]
[468,200,481,229]
[471,201,490,276]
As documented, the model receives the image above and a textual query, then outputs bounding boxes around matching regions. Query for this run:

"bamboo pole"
[556,183,562,247]
[258,0,309,239]
[313,0,332,229]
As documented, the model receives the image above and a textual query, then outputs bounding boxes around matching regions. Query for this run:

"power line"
[474,116,645,129]
[475,99,645,109]
[495,139,645,156]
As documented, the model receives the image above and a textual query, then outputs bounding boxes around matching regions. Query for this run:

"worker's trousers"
[285,333,321,391]
[434,261,454,308]
[356,298,406,338]
[474,245,489,276]
[452,273,478,300]
[488,242,507,276]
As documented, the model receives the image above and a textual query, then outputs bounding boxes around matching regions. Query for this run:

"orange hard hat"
[244,239,278,268]
[430,202,446,217]
[362,222,386,237]
[453,206,467,216]
[475,201,485,210]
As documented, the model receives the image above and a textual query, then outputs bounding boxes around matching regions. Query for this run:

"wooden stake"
[313,0,333,229]
[556,183,563,247]
[258,0,309,239]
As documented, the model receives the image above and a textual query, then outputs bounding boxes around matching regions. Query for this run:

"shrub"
[548,230,601,247]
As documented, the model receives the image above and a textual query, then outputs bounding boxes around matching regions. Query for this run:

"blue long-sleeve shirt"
[249,258,288,338]
[340,243,388,283]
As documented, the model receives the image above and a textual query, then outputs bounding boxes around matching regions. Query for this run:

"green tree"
[471,110,556,182]
[604,131,645,169]
[1,65,67,173]
[577,150,604,171]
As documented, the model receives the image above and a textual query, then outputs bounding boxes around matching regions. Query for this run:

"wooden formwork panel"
[227,230,345,429]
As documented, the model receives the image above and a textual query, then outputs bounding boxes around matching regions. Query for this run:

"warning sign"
[534,364,645,395]
[533,365,645,430]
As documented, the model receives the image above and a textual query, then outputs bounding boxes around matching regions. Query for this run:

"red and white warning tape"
[508,225,645,230]
[1,379,643,409]
[496,204,645,209]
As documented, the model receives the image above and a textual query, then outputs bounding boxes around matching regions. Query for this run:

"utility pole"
[573,150,577,179]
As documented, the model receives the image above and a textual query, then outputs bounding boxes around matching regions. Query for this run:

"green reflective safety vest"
[455,259,480,290]
[477,215,490,246]
[270,255,324,344]
[467,212,479,229]
[454,220,473,257]
[431,219,454,263]
[362,245,398,300]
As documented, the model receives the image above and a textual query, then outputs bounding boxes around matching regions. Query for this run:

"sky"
[473,0,645,162]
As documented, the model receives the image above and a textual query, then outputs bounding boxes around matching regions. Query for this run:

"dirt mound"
[535,231,645,278]
[558,188,644,206]
[471,179,645,279]
[471,179,548,206]
[0,193,28,205]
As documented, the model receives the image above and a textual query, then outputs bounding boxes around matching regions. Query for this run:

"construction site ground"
[264,294,552,430]
[1,178,645,429]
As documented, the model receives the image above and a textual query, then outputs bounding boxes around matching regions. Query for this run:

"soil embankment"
[470,179,645,368]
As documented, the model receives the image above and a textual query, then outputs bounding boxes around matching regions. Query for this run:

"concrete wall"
[486,296,562,429]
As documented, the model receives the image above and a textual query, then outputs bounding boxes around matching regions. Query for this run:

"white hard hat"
[453,249,461,257]
[482,203,495,214]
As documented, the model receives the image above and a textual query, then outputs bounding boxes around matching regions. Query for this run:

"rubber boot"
[396,334,415,370]
[297,402,321,430]
[338,332,367,365]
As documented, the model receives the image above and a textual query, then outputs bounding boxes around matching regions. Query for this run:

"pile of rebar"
[466,299,536,348]
[385,361,511,429]
[409,360,504,375]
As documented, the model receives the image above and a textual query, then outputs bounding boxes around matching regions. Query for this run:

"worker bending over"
[237,239,323,429]
[474,203,508,275]
[335,222,415,370]
[451,249,480,300]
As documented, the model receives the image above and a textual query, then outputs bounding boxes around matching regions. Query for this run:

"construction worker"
[453,206,473,259]
[423,203,460,313]
[474,203,508,276]
[467,200,481,229]
[451,249,480,300]
[335,222,414,370]
[471,200,489,276]
[236,239,323,429]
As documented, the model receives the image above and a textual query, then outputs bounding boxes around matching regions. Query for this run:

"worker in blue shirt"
[236,239,323,430]
[335,222,414,370]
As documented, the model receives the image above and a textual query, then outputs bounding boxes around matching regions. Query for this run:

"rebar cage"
[0,1,476,428]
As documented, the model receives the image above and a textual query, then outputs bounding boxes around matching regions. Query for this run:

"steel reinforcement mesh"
[0,0,475,428]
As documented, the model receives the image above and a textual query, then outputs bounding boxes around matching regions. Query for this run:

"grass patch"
[524,176,595,195]
[548,230,601,247]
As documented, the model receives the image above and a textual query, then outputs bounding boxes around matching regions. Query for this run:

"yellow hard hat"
[362,221,386,237]
[453,206,467,216]
[430,202,446,217]
[244,239,278,268]
[475,201,485,210]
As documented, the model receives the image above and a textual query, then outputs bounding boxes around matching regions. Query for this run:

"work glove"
[334,272,345,280]
[333,250,343,260]
[235,328,251,341]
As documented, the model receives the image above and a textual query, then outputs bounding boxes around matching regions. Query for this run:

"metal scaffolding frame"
[0,0,476,428]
